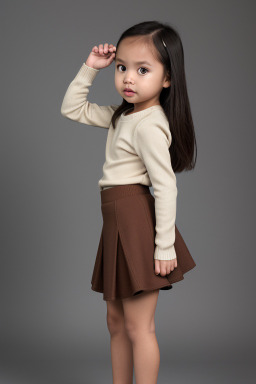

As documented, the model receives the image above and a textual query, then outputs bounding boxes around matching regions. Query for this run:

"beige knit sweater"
[61,63,178,260]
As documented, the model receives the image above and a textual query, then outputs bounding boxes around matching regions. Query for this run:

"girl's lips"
[124,90,136,96]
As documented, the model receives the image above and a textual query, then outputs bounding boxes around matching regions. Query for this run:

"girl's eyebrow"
[115,57,152,66]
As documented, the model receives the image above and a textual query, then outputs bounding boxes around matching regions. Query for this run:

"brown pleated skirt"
[91,184,196,301]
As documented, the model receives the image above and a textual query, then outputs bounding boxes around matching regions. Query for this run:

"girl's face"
[114,36,170,112]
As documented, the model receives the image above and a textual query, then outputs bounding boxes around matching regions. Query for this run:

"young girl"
[61,20,196,384]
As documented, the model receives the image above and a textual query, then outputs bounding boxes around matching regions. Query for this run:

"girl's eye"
[116,64,148,75]
[116,64,125,72]
[138,67,148,75]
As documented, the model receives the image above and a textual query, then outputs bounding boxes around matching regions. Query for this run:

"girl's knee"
[124,320,156,343]
[106,305,125,336]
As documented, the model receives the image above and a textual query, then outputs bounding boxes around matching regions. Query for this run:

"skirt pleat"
[91,184,196,301]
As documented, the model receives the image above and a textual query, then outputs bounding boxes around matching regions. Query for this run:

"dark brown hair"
[111,20,197,173]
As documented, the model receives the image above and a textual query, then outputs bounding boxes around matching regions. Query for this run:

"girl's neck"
[126,103,161,116]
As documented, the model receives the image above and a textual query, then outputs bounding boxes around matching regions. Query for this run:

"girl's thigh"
[122,289,160,334]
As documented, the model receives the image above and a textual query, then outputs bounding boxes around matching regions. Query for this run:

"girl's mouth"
[124,90,135,96]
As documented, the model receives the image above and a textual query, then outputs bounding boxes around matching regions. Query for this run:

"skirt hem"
[92,278,177,301]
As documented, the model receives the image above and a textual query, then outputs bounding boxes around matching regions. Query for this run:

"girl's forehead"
[117,39,158,64]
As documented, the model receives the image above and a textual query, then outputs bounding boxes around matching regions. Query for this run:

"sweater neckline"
[120,105,163,121]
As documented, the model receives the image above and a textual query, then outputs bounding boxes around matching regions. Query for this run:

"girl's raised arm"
[61,43,118,129]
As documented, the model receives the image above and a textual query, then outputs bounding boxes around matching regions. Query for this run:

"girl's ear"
[163,77,171,88]
[163,72,171,88]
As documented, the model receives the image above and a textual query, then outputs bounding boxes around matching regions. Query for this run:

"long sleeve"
[60,63,119,129]
[133,118,178,260]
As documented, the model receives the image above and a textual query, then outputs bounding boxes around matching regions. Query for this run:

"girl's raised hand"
[85,43,116,70]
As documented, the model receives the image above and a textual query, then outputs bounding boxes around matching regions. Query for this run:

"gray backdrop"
[1,0,255,383]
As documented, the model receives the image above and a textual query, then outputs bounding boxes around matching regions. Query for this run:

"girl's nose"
[123,71,134,83]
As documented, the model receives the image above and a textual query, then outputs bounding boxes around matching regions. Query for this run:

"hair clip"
[162,39,167,48]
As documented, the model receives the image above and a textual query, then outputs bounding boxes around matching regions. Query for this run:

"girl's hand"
[85,43,116,70]
[154,258,178,276]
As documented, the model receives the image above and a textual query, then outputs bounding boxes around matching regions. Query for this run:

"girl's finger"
[104,43,108,53]
[103,43,116,52]
[98,44,104,54]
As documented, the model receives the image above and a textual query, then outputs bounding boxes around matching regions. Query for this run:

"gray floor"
[1,345,255,384]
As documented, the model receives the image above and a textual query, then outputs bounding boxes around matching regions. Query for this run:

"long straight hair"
[111,21,197,173]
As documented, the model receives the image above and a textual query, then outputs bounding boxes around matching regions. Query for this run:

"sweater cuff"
[154,245,177,260]
[74,63,99,83]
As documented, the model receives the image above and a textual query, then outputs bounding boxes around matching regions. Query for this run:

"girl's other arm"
[61,43,117,129]
[133,119,178,261]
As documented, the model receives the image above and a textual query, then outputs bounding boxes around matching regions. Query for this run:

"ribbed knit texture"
[61,63,178,260]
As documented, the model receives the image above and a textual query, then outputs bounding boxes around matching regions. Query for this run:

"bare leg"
[106,299,133,384]
[122,289,160,384]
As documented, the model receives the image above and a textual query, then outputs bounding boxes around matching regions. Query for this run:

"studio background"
[1,0,255,383]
